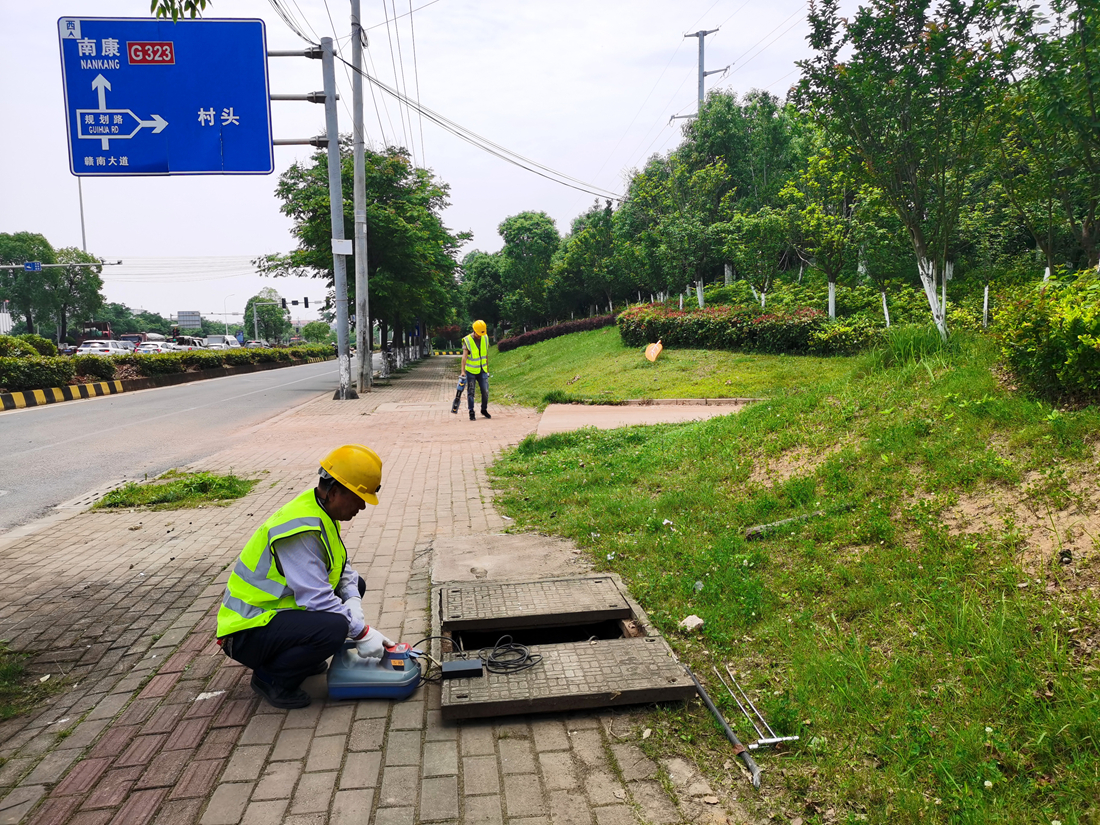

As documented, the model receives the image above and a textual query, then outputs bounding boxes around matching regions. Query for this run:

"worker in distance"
[216,444,394,709]
[461,319,492,421]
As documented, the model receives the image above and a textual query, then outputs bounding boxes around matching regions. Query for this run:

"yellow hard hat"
[320,444,383,505]
[472,320,487,336]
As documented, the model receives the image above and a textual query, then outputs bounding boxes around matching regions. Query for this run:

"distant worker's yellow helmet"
[472,320,487,336]
[320,444,383,505]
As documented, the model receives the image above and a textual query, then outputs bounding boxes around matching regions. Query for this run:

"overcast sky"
[1,0,819,325]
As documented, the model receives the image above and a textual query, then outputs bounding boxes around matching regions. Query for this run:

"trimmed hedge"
[0,345,331,393]
[0,335,38,358]
[617,304,883,356]
[996,270,1100,400]
[17,334,58,356]
[0,356,76,392]
[497,315,618,353]
[72,354,116,380]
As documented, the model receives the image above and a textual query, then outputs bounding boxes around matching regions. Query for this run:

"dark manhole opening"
[450,618,627,652]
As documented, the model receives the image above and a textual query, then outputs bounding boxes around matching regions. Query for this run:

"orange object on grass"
[645,340,663,362]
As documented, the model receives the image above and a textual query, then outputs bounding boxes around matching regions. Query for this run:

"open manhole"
[432,575,695,720]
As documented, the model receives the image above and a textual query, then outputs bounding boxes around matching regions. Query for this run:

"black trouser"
[222,578,366,687]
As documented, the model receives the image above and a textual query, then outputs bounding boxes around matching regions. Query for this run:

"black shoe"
[251,673,311,709]
[481,409,491,419]
[469,411,476,420]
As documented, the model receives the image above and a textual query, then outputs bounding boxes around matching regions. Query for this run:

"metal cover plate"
[438,577,632,631]
[440,637,695,720]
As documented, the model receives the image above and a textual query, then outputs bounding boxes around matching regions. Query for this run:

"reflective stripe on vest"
[216,489,347,637]
[463,334,488,374]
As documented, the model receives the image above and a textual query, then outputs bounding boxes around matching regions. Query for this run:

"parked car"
[118,340,136,352]
[135,343,174,354]
[75,340,128,356]
[244,340,268,348]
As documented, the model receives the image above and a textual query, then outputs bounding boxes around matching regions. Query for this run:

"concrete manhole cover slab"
[438,576,632,631]
[440,637,695,720]
[433,575,693,720]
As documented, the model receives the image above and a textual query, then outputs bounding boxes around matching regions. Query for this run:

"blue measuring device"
[58,17,273,176]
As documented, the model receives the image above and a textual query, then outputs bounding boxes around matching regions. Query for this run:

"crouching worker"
[217,444,395,709]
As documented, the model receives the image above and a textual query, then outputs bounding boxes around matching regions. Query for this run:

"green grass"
[0,644,63,720]
[93,470,257,510]
[490,325,855,407]
[489,328,1100,824]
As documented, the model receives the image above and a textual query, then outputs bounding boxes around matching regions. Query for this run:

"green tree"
[244,288,292,343]
[461,250,504,329]
[257,141,464,350]
[720,207,790,307]
[301,321,332,343]
[497,211,560,327]
[48,247,104,342]
[0,232,58,335]
[799,0,1007,338]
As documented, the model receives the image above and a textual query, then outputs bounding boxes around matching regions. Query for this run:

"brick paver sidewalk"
[0,357,740,825]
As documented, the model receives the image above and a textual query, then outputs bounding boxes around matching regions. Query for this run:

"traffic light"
[281,298,287,309]
[303,297,309,308]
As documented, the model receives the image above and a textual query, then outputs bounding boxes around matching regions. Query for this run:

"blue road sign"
[24,262,42,272]
[58,17,273,176]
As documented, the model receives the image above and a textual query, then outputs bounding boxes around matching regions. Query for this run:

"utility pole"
[670,29,726,123]
[351,0,372,393]
[321,36,357,400]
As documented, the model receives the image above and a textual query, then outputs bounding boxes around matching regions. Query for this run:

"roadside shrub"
[0,335,37,358]
[72,354,115,380]
[996,270,1100,399]
[180,350,225,371]
[808,316,885,355]
[17,334,57,356]
[274,349,292,362]
[134,353,185,375]
[224,349,255,366]
[0,356,75,392]
[252,348,279,363]
[498,315,618,353]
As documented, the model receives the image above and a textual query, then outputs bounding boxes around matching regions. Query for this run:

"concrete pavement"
[0,356,750,825]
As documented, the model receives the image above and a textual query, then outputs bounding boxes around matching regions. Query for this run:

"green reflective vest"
[216,489,347,638]
[463,333,488,374]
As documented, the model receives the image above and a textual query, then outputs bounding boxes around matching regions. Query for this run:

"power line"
[380,0,413,155]
[337,54,620,199]
[363,0,443,31]
[387,0,418,165]
[408,0,427,164]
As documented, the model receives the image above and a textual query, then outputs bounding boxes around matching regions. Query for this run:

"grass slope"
[490,327,1100,824]
[490,325,854,407]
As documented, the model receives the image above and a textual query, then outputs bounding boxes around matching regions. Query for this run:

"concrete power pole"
[671,29,725,123]
[351,0,372,393]
[321,37,357,400]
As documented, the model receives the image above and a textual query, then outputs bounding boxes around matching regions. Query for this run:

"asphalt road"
[0,360,344,534]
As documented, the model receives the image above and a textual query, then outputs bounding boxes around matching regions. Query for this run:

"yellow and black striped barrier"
[1,380,123,411]
[433,350,462,355]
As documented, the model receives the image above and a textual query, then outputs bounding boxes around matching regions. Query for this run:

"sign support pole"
[321,37,357,400]
[351,0,372,393]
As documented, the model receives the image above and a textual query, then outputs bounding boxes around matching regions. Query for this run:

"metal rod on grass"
[684,665,761,788]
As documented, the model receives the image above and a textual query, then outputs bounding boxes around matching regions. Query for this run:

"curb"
[617,396,764,406]
[1,379,123,410]
[0,355,334,412]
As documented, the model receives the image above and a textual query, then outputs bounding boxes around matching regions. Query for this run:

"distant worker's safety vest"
[217,489,347,638]
[463,334,488,374]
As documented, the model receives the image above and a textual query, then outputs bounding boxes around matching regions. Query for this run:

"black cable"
[476,635,543,675]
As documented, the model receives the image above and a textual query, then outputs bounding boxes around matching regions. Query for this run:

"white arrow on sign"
[88,74,168,150]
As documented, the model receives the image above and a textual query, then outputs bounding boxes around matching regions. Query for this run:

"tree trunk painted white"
[828,281,836,320]
[1043,266,1051,282]
[724,263,733,286]
[761,291,766,309]
[916,256,948,340]
[696,281,704,308]
[679,293,683,310]
[749,283,759,302]
[798,263,804,284]
[881,290,891,327]
[983,284,989,329]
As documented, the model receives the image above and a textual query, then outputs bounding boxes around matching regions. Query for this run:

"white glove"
[354,626,395,659]
[345,596,365,631]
